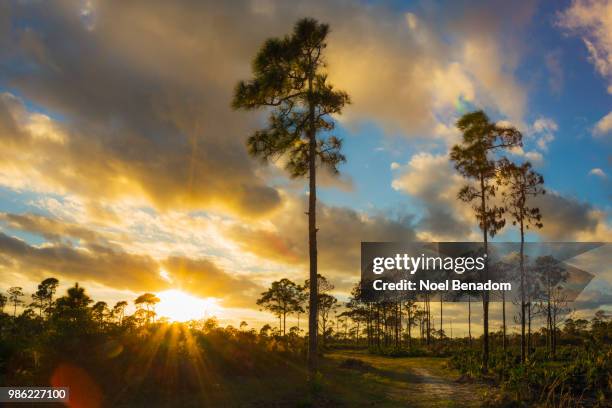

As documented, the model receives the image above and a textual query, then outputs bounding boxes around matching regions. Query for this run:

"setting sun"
[156,289,220,322]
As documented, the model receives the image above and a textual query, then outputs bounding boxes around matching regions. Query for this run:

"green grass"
[182,349,495,407]
[321,350,494,408]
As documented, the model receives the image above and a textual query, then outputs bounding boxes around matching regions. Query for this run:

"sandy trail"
[328,350,493,407]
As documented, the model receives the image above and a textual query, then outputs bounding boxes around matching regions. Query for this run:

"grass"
[322,350,494,408]
[175,349,495,407]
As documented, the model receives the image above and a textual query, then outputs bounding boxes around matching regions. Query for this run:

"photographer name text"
[372,279,512,292]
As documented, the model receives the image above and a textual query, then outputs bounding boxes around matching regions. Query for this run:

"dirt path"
[326,350,493,408]
[409,366,457,401]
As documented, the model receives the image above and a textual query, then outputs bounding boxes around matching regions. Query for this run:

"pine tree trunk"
[552,308,556,357]
[528,302,532,357]
[520,219,526,363]
[307,78,318,377]
[468,296,472,347]
[481,174,490,372]
[383,306,388,346]
[376,305,381,349]
[553,308,557,357]
[502,291,507,353]
[367,304,371,347]
[547,288,552,355]
[407,303,412,348]
[440,295,443,339]
[420,318,423,342]
[398,302,402,348]
[426,295,431,345]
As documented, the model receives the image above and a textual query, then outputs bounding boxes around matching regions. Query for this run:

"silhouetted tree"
[294,285,307,331]
[40,278,59,309]
[491,260,513,353]
[454,269,480,347]
[524,259,541,354]
[259,324,273,337]
[304,274,334,296]
[590,310,610,343]
[439,292,444,343]
[318,293,338,345]
[403,299,419,347]
[53,283,93,327]
[498,159,544,362]
[8,287,24,317]
[29,278,59,317]
[257,278,303,335]
[233,18,350,375]
[344,284,371,344]
[92,301,109,327]
[304,275,338,344]
[134,293,160,324]
[450,110,522,370]
[534,256,568,357]
[0,292,6,313]
[112,300,128,324]
[31,290,45,317]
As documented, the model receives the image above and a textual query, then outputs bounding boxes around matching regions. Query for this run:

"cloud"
[532,117,558,133]
[533,192,612,241]
[557,1,611,140]
[530,117,557,152]
[558,0,612,93]
[524,151,544,165]
[1,0,295,217]
[227,195,417,284]
[0,212,106,244]
[0,213,260,307]
[0,0,538,230]
[593,111,612,136]
[0,190,419,297]
[0,0,531,164]
[162,256,262,308]
[0,231,164,292]
[310,0,531,134]
[0,0,537,296]
[391,153,474,240]
[504,116,557,166]
[0,90,281,217]
[589,168,607,178]
[573,288,612,311]
[391,152,611,242]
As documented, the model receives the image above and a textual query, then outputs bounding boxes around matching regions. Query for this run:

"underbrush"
[2,321,308,406]
[449,345,612,407]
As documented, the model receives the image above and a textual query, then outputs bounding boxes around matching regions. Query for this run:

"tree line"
[0,280,162,329]
[254,255,577,360]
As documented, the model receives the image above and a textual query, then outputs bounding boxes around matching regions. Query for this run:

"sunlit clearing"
[156,290,220,322]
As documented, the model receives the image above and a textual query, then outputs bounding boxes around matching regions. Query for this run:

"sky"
[0,0,610,332]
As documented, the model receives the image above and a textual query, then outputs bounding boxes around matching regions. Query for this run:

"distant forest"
[1,274,610,407]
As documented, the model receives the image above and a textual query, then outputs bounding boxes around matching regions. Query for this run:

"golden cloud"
[0,0,533,219]
[0,214,262,308]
